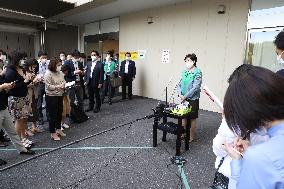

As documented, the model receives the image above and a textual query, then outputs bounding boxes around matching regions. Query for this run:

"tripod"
[171,156,191,189]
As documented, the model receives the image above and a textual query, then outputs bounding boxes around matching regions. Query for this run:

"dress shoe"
[0,142,7,147]
[20,150,35,155]
[0,137,10,142]
[0,158,7,166]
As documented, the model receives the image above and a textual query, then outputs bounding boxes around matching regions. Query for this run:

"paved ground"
[0,96,222,189]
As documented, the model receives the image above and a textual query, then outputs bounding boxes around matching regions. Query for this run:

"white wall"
[119,0,249,112]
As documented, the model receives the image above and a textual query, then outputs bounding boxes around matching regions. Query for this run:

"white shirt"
[125,61,129,74]
[90,61,96,78]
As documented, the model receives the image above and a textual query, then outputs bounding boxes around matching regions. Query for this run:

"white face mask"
[1,55,6,61]
[19,59,26,67]
[277,51,284,64]
[185,60,194,69]
[56,65,62,72]
[125,57,130,61]
[60,56,65,61]
[91,56,97,62]
[106,55,111,61]
[41,58,47,63]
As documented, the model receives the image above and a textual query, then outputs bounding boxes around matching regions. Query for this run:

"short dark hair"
[72,49,81,57]
[274,31,284,50]
[125,52,131,57]
[48,57,60,72]
[8,50,27,67]
[91,50,99,56]
[0,49,4,55]
[25,58,38,72]
[80,53,86,59]
[184,53,197,66]
[61,64,69,73]
[38,50,47,57]
[224,64,284,137]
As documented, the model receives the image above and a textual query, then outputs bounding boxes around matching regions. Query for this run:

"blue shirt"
[230,122,284,189]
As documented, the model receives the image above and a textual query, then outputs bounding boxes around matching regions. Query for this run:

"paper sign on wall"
[138,50,146,59]
[162,50,170,64]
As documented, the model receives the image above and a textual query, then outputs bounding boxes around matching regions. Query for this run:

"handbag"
[110,73,122,88]
[208,157,229,189]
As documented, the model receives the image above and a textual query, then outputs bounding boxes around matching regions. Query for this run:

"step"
[157,122,185,135]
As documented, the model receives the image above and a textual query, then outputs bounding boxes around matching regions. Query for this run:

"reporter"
[223,64,284,188]
[0,79,34,166]
[5,50,34,148]
[44,58,66,141]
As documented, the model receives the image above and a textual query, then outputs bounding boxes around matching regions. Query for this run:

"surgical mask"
[185,60,194,69]
[106,56,111,61]
[73,59,79,62]
[277,51,284,64]
[60,56,65,61]
[125,57,130,61]
[91,56,97,62]
[0,55,6,61]
[41,58,47,63]
[56,65,62,72]
[19,59,26,67]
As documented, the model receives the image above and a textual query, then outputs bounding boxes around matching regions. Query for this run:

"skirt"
[8,96,30,121]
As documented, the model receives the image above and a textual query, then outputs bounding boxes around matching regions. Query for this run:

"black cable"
[0,115,153,172]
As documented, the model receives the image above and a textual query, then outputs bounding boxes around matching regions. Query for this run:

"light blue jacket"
[230,123,284,189]
[177,67,202,100]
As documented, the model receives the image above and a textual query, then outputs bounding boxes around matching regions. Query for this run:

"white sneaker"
[22,138,33,145]
[62,123,70,129]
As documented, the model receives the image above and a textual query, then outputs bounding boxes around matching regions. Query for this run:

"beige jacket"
[44,70,65,96]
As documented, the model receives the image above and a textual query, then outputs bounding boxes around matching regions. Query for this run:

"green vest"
[103,61,116,79]
[181,67,201,95]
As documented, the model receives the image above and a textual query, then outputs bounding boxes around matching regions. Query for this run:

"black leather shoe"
[0,158,7,166]
[85,108,93,112]
[20,150,35,155]
[0,142,7,147]
[0,137,10,142]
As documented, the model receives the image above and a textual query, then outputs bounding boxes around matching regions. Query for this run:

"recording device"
[65,81,76,89]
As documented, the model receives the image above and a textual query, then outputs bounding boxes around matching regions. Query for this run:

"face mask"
[41,58,47,63]
[56,66,62,72]
[125,57,130,61]
[277,52,284,64]
[91,56,97,62]
[60,56,65,61]
[0,55,6,61]
[19,59,26,67]
[185,60,194,69]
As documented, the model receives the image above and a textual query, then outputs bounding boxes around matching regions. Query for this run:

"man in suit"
[85,50,104,113]
[64,50,85,112]
[119,52,136,100]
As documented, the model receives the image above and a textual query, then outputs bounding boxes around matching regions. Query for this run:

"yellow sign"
[119,51,138,61]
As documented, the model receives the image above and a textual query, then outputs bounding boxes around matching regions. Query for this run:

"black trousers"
[37,83,49,121]
[46,96,63,133]
[68,85,84,112]
[122,74,133,99]
[88,82,101,110]
[102,75,114,102]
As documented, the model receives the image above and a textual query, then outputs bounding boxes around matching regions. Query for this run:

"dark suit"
[85,61,104,110]
[119,60,136,99]
[64,60,85,111]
